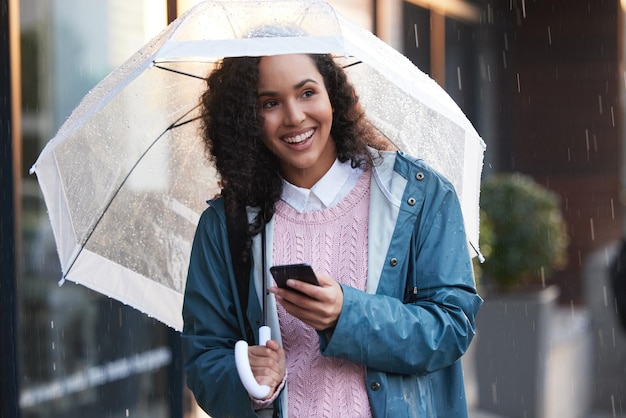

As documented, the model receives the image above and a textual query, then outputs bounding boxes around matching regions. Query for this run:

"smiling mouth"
[283,129,314,144]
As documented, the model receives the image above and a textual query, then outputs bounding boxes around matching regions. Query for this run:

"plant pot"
[474,285,559,418]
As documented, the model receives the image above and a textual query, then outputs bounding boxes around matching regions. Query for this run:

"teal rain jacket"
[182,150,483,417]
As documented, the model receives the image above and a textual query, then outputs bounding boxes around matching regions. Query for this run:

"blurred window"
[18,2,180,417]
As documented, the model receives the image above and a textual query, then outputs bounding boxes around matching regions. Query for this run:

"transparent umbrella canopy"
[31,0,485,331]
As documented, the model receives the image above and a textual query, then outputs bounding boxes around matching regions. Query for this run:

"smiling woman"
[183,44,482,416]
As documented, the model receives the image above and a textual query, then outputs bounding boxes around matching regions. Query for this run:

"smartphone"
[269,263,320,290]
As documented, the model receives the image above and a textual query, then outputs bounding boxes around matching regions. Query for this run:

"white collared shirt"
[281,159,363,213]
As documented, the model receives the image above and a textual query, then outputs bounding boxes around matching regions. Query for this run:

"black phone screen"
[269,263,320,289]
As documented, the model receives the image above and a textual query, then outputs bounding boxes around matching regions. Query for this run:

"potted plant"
[473,172,569,418]
[476,172,568,293]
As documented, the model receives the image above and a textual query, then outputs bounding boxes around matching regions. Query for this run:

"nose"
[283,101,305,126]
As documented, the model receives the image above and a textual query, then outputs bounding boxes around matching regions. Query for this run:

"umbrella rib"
[153,60,360,80]
[171,114,202,129]
[61,109,200,282]
[152,63,207,80]
[342,60,362,69]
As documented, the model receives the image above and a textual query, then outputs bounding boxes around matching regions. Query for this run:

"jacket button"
[407,197,416,206]
[416,172,425,180]
[390,258,398,267]
[371,382,381,391]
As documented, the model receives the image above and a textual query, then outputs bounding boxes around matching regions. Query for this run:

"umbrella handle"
[234,325,272,399]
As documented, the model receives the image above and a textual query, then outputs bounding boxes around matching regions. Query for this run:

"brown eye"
[262,100,278,109]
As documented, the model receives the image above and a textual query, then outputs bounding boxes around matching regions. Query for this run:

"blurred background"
[1,0,625,417]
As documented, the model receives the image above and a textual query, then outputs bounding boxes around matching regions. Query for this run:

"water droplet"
[598,95,603,115]
[611,106,615,127]
[547,26,552,45]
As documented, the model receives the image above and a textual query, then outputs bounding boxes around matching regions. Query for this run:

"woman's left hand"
[269,273,343,331]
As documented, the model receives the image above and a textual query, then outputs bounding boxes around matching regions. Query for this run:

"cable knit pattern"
[273,169,372,418]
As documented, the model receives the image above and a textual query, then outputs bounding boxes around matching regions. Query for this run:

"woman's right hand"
[248,339,286,400]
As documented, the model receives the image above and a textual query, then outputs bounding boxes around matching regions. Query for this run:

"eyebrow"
[257,78,319,97]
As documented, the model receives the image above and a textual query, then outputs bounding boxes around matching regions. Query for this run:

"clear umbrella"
[30,0,485,335]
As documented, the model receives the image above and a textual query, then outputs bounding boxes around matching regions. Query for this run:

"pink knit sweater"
[273,169,373,418]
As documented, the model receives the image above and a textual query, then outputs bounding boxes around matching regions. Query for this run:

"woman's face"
[257,54,336,189]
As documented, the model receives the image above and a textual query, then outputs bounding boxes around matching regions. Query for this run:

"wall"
[501,0,623,303]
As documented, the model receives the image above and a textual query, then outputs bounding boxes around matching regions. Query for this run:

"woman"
[182,52,482,417]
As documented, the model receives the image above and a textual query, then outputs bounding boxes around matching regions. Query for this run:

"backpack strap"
[224,197,255,343]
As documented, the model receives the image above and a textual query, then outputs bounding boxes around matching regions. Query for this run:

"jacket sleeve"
[319,166,482,375]
[182,202,259,417]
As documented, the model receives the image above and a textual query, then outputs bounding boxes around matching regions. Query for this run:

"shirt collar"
[281,159,356,212]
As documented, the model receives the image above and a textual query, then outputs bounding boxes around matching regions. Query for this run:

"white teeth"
[284,129,313,144]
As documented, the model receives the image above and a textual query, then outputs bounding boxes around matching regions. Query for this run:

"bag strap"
[225,198,255,343]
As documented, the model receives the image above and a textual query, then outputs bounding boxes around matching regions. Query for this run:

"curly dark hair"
[200,54,389,256]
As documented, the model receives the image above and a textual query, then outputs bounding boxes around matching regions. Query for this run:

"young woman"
[182,52,482,417]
